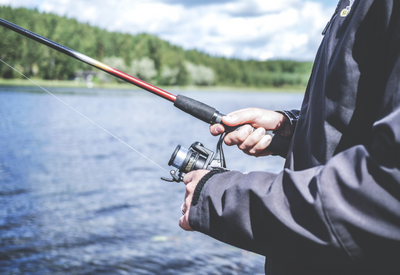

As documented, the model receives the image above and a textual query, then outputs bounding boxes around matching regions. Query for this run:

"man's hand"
[179,170,210,231]
[210,108,289,157]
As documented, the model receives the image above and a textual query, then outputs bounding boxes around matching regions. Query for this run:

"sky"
[0,0,338,61]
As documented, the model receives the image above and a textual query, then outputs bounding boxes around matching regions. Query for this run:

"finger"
[248,134,273,157]
[181,192,191,216]
[222,108,262,126]
[183,171,194,185]
[183,170,209,201]
[237,127,265,150]
[223,108,285,130]
[184,170,210,184]
[223,124,253,146]
[179,213,194,231]
[210,124,225,136]
[184,187,190,201]
[181,202,187,215]
[181,203,189,219]
[184,182,195,202]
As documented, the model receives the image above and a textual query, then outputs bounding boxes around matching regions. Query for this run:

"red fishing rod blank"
[0,18,176,103]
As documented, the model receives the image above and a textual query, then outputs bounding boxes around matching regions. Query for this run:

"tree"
[130,57,157,82]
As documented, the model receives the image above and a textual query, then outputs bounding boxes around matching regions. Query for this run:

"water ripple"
[0,88,303,274]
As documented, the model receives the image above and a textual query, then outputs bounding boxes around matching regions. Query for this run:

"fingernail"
[216,126,224,134]
[263,134,272,144]
[242,125,253,134]
[256,128,266,136]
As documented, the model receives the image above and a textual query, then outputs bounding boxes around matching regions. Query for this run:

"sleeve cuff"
[192,168,228,206]
[275,109,300,134]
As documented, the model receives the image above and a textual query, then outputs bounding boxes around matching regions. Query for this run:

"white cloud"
[0,0,335,60]
[0,0,36,5]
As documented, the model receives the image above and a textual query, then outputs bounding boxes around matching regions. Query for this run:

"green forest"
[0,6,313,88]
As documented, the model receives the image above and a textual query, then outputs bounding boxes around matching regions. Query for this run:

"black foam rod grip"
[174,94,221,124]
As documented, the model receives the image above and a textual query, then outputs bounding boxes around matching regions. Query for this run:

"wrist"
[192,168,228,206]
[275,110,299,136]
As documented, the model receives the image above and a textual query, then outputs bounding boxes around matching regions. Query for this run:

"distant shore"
[0,78,305,93]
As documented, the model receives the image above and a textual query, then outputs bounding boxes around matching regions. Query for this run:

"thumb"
[221,114,238,126]
[222,108,260,126]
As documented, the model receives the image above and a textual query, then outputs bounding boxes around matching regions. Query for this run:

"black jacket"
[189,1,400,274]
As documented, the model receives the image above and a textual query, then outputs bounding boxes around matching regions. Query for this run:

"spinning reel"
[161,135,226,183]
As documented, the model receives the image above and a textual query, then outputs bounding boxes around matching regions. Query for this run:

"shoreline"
[0,78,305,93]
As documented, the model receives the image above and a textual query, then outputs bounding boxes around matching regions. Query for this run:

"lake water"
[0,86,303,275]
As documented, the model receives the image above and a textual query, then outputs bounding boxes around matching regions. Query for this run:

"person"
[178,1,400,274]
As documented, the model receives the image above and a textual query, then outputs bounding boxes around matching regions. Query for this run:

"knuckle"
[238,144,248,150]
[248,148,256,154]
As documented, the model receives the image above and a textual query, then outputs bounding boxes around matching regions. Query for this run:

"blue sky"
[0,0,339,61]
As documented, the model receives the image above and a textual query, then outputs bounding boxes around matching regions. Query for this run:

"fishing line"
[0,58,167,172]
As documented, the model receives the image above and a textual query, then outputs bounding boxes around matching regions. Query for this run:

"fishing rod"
[0,18,290,181]
[0,18,219,123]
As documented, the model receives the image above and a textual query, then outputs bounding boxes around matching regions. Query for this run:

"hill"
[0,6,313,88]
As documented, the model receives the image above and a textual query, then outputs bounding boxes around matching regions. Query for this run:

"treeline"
[0,6,313,88]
